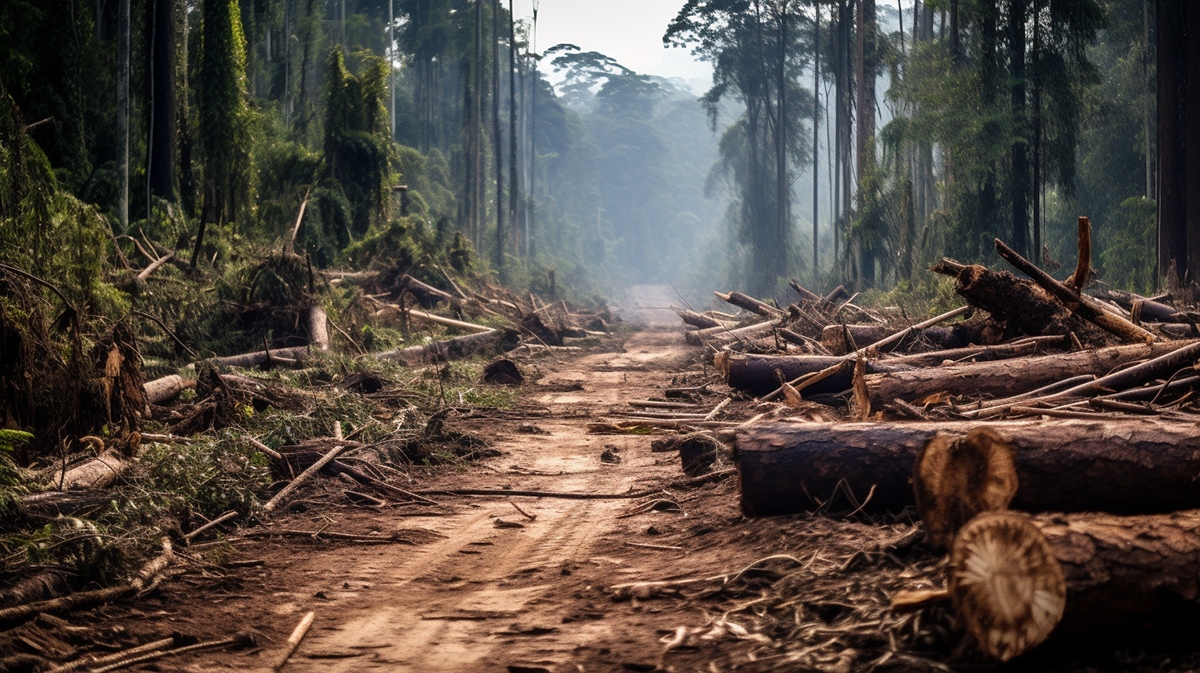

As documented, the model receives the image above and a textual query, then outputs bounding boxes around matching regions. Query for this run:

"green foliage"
[198,0,252,225]
[139,433,272,518]
[1099,196,1156,293]
[322,49,392,240]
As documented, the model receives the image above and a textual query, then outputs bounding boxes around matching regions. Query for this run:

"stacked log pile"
[676,217,1200,662]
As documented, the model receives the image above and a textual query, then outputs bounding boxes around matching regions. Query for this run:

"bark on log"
[856,340,1191,416]
[308,305,329,351]
[373,329,505,366]
[398,274,458,308]
[995,238,1157,343]
[714,291,784,318]
[735,419,1200,517]
[685,320,776,346]
[58,451,126,490]
[788,279,822,302]
[143,375,194,404]
[914,419,1200,548]
[719,354,915,397]
[819,322,983,355]
[949,509,1200,661]
[205,345,309,369]
[931,259,1070,339]
[677,309,724,330]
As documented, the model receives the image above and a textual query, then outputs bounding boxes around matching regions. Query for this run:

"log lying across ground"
[855,340,1192,415]
[374,329,511,366]
[719,334,1062,399]
[735,419,1200,517]
[914,418,1200,547]
[143,375,195,404]
[949,509,1200,661]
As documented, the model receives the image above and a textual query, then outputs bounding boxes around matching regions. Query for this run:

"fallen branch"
[273,611,316,671]
[90,633,253,673]
[262,444,348,513]
[994,237,1156,344]
[45,637,178,673]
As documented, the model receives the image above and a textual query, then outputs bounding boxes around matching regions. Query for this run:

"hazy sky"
[515,0,714,93]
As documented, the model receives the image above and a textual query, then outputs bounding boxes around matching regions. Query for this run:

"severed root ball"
[482,358,524,385]
[914,428,1019,549]
[949,511,1066,662]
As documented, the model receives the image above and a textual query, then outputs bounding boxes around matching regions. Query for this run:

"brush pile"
[672,217,1200,664]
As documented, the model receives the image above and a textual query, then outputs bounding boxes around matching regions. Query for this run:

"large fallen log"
[949,509,1200,661]
[718,354,915,398]
[913,419,1200,548]
[964,337,1200,416]
[714,291,784,318]
[374,329,510,366]
[931,259,1071,339]
[994,235,1156,343]
[855,340,1192,416]
[819,322,983,355]
[398,274,459,308]
[735,419,1200,517]
[676,309,724,330]
[57,450,127,490]
[723,337,1063,396]
[685,320,777,347]
[143,375,195,404]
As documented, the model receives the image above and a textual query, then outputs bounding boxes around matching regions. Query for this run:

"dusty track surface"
[88,322,762,672]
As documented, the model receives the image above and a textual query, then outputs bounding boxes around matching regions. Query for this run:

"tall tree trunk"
[117,0,130,230]
[855,0,876,286]
[529,4,538,260]
[508,0,520,259]
[1010,0,1029,258]
[474,0,484,244]
[1032,0,1042,261]
[1143,0,1152,200]
[1156,0,1189,280]
[493,0,505,281]
[812,4,820,281]
[775,1,790,287]
[148,0,178,205]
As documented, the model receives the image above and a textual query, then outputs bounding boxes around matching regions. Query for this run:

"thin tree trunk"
[148,0,178,204]
[812,4,820,281]
[493,0,505,280]
[529,7,538,259]
[117,0,130,230]
[1033,0,1042,261]
[508,0,520,259]
[1156,0,1186,280]
[1010,0,1029,258]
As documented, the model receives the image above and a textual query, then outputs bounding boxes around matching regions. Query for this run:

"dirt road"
[101,316,746,673]
[278,328,688,672]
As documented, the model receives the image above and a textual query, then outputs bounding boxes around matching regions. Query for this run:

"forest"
[2,0,1200,670]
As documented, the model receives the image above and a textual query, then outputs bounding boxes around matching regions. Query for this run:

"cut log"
[401,307,495,333]
[718,353,915,398]
[950,509,1200,661]
[788,279,822,302]
[735,419,1200,517]
[398,274,458,308]
[966,337,1200,414]
[374,329,506,366]
[143,375,194,404]
[856,340,1192,416]
[676,309,723,330]
[913,429,1019,549]
[819,321,982,355]
[685,320,776,346]
[714,291,784,318]
[308,305,329,351]
[994,238,1156,343]
[913,418,1200,546]
[58,450,126,490]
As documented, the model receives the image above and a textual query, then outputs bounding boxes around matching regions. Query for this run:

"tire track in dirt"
[279,327,690,672]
